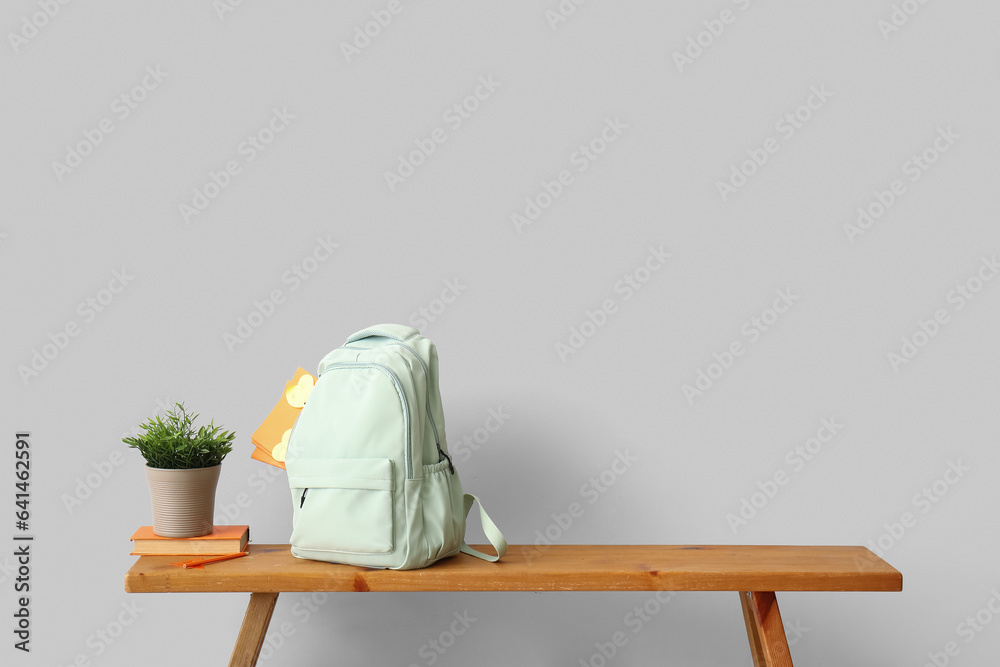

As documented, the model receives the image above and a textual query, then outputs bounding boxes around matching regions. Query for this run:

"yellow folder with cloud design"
[250,367,316,469]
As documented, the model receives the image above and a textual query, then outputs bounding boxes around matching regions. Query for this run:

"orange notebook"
[130,525,249,555]
[250,367,315,469]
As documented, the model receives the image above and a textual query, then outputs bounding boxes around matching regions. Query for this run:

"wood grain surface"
[125,544,902,594]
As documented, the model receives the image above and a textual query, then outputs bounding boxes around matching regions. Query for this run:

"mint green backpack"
[285,324,507,569]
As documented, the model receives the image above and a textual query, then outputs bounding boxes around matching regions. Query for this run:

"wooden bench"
[124,544,901,667]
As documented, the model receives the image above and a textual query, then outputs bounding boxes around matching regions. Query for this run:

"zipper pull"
[436,443,455,475]
[300,488,309,508]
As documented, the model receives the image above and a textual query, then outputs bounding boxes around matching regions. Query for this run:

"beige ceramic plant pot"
[145,464,221,538]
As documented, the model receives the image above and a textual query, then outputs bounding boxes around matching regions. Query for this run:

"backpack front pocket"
[288,458,395,555]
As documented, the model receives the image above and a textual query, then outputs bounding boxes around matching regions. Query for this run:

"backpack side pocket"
[420,460,461,561]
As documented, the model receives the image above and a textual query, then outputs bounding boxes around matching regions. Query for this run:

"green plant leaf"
[123,402,235,469]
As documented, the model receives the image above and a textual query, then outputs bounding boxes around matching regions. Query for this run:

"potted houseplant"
[123,402,235,538]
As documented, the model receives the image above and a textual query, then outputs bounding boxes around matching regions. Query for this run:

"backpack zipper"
[437,443,455,475]
[343,342,442,449]
[300,488,308,507]
[321,362,413,480]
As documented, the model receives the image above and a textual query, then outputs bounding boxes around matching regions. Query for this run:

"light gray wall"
[3,1,998,665]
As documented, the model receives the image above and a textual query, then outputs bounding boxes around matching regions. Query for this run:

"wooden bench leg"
[739,591,794,667]
[740,591,766,666]
[229,592,279,667]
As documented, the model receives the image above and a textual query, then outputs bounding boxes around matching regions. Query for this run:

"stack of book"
[130,525,249,555]
[250,367,316,470]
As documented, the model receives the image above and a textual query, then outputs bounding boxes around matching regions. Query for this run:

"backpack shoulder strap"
[459,493,508,562]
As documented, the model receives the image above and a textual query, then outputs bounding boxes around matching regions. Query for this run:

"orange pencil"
[171,552,248,569]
